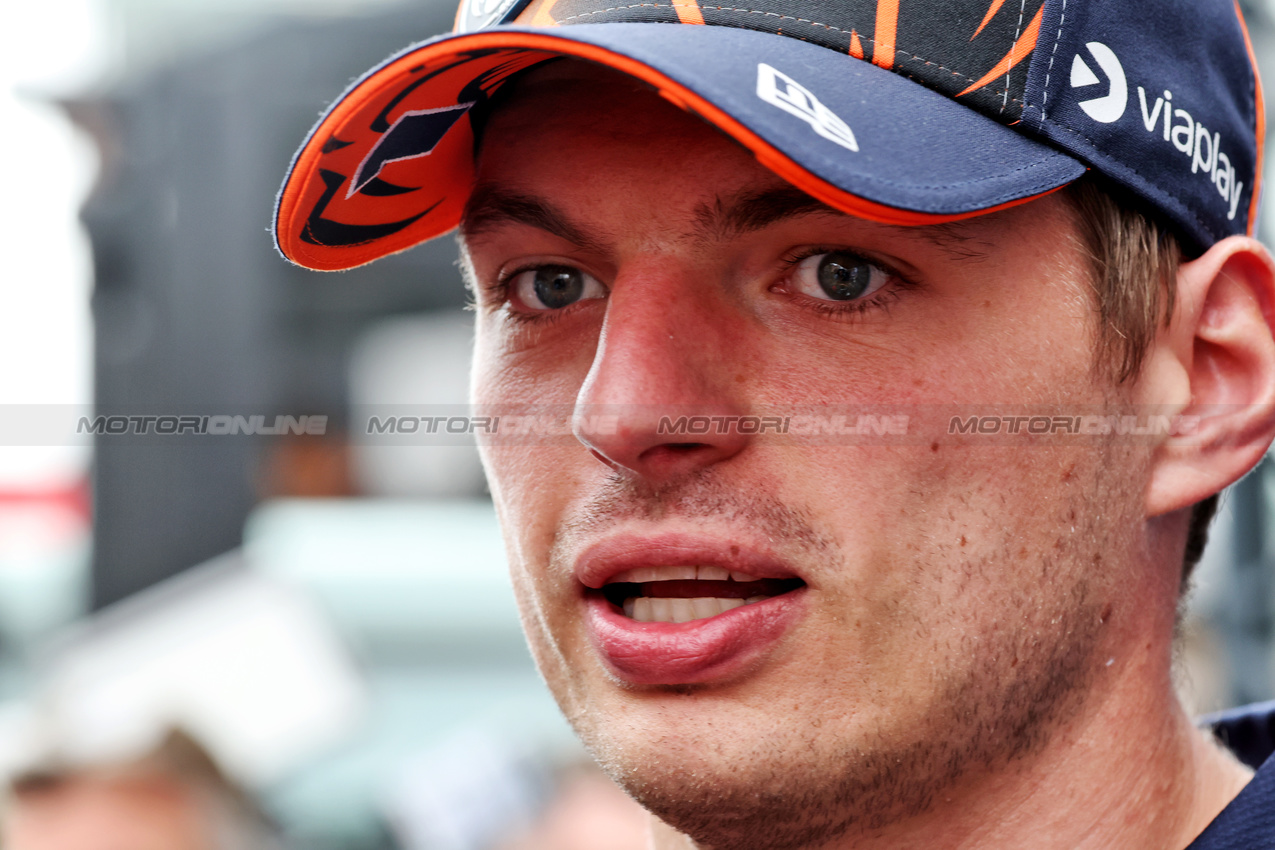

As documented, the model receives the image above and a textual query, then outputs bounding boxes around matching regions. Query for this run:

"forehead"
[466,59,1076,254]
[479,59,698,138]
[474,61,769,196]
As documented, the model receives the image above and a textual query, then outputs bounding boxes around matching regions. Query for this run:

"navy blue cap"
[275,0,1264,270]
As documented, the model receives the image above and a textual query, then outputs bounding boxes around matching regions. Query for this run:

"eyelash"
[774,246,915,321]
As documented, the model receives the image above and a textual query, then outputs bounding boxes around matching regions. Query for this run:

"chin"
[557,592,1104,850]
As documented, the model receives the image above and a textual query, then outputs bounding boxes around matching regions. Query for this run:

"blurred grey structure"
[349,313,488,498]
[78,0,475,609]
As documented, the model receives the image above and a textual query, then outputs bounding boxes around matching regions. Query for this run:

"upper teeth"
[610,565,760,583]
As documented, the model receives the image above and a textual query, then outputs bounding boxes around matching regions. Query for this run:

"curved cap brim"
[275,23,1086,271]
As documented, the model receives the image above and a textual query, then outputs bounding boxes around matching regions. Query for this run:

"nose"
[573,263,751,481]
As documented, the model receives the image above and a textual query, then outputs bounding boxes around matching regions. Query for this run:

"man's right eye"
[509,265,606,311]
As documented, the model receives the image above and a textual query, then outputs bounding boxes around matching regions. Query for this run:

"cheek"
[484,446,604,717]
[772,438,1138,645]
[473,318,607,562]
[481,444,582,563]
[471,310,602,401]
[483,441,592,656]
[473,330,591,524]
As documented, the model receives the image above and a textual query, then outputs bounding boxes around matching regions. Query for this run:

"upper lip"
[575,533,803,590]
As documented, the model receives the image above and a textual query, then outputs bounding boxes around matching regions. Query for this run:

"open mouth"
[600,566,806,623]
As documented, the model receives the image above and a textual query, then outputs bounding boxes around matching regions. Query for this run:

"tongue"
[634,579,800,599]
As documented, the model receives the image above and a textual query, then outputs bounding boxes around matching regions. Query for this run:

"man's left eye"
[792,251,890,302]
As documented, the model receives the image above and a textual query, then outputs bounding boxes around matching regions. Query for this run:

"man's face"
[466,64,1149,848]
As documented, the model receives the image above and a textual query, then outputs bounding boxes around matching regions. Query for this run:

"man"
[274,0,1275,846]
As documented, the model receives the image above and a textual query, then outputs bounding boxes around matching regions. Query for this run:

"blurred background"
[0,0,1273,847]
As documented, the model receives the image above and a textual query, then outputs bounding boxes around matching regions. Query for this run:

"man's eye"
[792,251,890,302]
[510,265,606,311]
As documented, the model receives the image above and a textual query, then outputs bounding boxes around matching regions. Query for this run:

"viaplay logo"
[1071,42,1245,222]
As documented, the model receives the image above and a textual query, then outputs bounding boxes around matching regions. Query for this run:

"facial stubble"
[534,460,1120,850]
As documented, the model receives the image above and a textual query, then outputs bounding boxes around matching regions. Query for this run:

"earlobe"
[1145,236,1275,517]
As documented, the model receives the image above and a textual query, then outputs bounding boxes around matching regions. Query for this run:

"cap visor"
[276,23,1085,270]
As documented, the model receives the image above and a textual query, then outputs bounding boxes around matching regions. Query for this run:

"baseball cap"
[274,0,1265,271]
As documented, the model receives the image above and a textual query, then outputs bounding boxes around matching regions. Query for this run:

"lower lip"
[584,588,807,685]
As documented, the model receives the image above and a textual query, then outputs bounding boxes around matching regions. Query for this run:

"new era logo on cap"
[756,64,858,153]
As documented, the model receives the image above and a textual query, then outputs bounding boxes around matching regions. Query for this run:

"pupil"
[534,267,584,309]
[817,254,872,300]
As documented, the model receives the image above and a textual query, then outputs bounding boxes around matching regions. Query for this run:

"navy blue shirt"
[1188,701,1275,848]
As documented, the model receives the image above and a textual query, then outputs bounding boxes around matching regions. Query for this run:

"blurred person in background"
[2,729,280,850]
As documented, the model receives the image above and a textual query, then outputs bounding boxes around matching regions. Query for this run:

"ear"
[1143,236,1275,517]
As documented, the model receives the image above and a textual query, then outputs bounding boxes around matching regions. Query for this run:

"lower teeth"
[623,596,770,623]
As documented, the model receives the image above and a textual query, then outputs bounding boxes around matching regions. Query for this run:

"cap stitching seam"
[552,3,864,35]
[1002,0,1027,113]
[891,57,1025,106]
[550,3,1027,103]
[1036,0,1066,127]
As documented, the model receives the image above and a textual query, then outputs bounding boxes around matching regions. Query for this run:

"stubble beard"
[537,461,1120,850]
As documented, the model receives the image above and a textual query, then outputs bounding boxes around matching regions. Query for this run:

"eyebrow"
[692,186,833,241]
[461,185,606,253]
[461,182,988,261]
[461,183,834,250]
[914,220,991,262]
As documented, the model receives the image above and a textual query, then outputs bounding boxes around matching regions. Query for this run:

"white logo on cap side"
[757,64,859,152]
[457,0,525,31]
[1071,42,1127,124]
[1071,42,1246,224]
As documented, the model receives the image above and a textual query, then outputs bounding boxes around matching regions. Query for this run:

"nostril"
[635,442,717,469]
[574,398,752,478]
